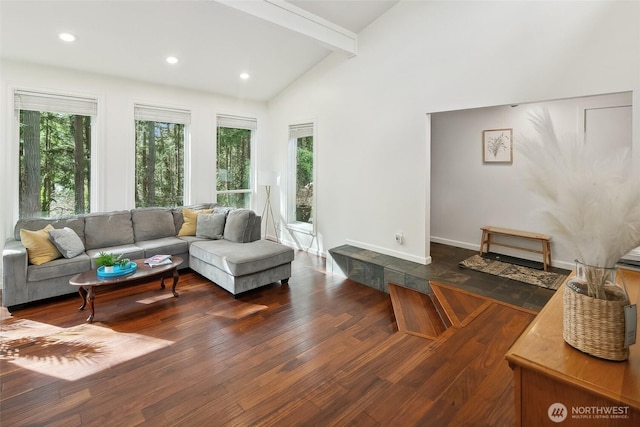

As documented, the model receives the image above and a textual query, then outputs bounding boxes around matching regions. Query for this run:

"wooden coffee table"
[69,257,182,323]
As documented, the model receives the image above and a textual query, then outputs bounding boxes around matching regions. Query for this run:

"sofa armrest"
[2,239,28,307]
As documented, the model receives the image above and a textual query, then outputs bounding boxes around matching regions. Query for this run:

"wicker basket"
[563,285,630,361]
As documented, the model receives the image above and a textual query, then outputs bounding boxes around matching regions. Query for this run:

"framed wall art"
[483,128,513,163]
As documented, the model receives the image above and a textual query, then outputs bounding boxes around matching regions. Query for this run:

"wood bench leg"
[544,241,552,271]
[480,230,489,256]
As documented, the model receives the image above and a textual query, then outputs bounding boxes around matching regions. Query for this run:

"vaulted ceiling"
[1,0,397,101]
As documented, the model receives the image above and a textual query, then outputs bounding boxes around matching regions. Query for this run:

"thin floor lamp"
[260,172,280,243]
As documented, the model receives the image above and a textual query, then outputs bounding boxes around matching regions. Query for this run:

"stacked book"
[144,254,172,267]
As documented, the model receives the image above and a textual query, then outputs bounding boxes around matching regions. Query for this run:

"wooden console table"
[480,226,552,270]
[69,257,181,323]
[505,268,640,426]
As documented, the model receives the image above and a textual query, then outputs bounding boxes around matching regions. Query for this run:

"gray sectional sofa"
[2,204,294,309]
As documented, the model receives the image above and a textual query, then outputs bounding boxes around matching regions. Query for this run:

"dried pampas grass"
[518,109,640,270]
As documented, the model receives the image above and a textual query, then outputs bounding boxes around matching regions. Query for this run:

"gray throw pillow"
[131,208,176,241]
[49,227,85,258]
[196,213,226,240]
[223,209,256,243]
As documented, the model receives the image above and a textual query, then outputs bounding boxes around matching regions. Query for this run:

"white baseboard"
[277,236,324,257]
[345,239,431,265]
[430,236,479,251]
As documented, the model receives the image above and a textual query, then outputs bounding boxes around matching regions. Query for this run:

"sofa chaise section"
[190,239,294,296]
[189,209,295,296]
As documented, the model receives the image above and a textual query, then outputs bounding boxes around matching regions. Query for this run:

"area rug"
[459,255,567,290]
[0,318,173,381]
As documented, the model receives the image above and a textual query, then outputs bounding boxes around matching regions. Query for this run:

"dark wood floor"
[1,245,539,426]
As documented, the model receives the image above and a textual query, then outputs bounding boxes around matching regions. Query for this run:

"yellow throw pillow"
[20,224,62,265]
[178,208,213,236]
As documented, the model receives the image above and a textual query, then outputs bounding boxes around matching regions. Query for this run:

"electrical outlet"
[395,232,403,245]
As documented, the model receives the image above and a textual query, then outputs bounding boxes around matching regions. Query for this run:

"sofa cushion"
[15,216,85,243]
[178,207,214,236]
[135,237,189,257]
[49,227,85,258]
[223,209,256,243]
[132,208,176,241]
[213,206,233,215]
[20,224,62,265]
[84,211,134,250]
[196,212,226,240]
[27,253,91,282]
[85,244,145,269]
[176,235,208,246]
[190,239,294,276]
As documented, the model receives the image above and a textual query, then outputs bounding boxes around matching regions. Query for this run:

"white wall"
[431,93,632,269]
[0,60,267,268]
[267,0,640,265]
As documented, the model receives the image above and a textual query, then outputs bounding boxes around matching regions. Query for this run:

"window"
[16,91,96,218]
[287,122,315,230]
[134,105,190,208]
[216,115,256,209]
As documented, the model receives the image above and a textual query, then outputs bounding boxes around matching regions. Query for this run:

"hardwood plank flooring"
[1,250,535,426]
[388,283,446,339]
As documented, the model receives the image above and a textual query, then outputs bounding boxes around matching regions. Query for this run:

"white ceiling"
[0,0,397,101]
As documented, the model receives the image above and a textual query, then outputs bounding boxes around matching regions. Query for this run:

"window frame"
[14,89,99,218]
[286,120,317,235]
[215,114,257,209]
[133,104,191,208]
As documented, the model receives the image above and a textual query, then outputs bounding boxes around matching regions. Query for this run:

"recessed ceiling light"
[166,56,179,64]
[240,73,250,80]
[59,33,76,42]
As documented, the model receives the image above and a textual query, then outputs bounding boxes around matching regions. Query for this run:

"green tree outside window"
[135,120,184,208]
[19,111,91,218]
[216,126,251,209]
[296,136,313,223]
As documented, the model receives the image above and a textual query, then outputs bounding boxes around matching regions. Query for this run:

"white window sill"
[286,222,314,235]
